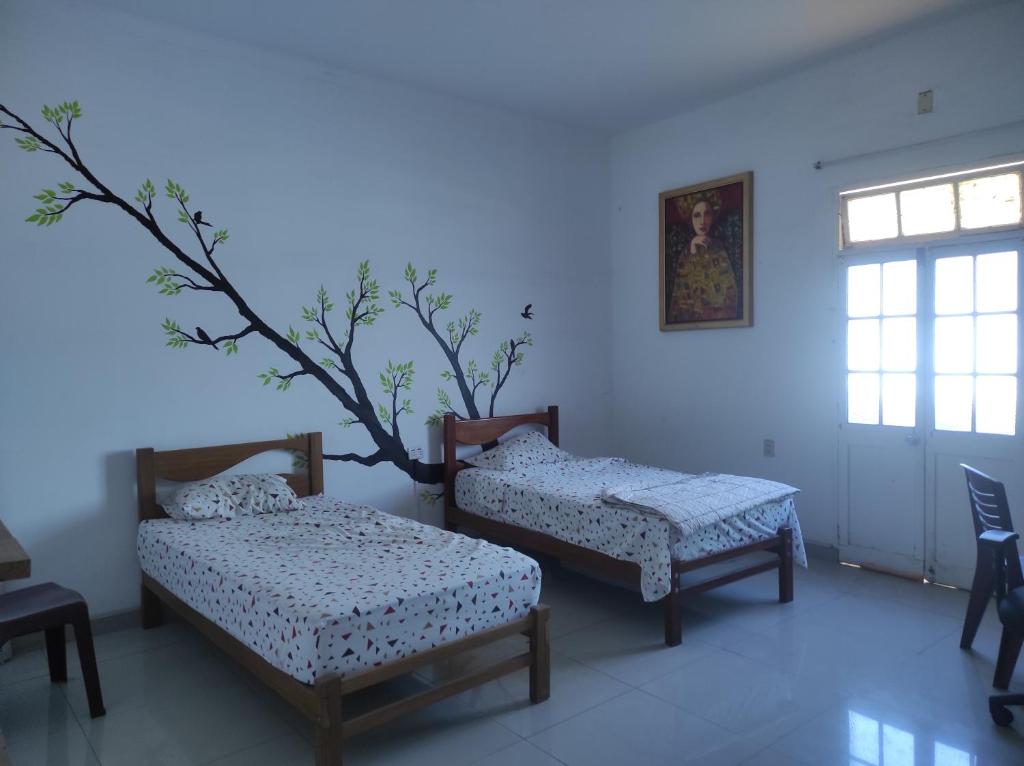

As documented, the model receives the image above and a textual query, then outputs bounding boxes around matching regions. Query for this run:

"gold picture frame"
[659,171,752,330]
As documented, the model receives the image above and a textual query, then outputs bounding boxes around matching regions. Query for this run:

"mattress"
[138,495,541,684]
[455,458,806,602]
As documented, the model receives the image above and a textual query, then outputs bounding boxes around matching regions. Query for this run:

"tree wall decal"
[1,100,533,487]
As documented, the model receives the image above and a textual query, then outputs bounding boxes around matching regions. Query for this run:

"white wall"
[0,0,612,616]
[608,1,1024,547]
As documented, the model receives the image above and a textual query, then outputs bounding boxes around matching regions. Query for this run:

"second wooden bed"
[443,407,795,646]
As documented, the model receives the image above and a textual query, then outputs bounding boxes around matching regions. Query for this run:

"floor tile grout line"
[913,623,961,655]
[466,737,572,766]
[504,684,638,741]
[55,676,105,765]
[194,731,307,766]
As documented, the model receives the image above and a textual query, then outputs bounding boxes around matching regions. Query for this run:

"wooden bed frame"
[136,433,550,766]
[443,407,794,647]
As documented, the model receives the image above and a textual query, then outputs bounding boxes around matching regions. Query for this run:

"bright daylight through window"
[843,163,1021,436]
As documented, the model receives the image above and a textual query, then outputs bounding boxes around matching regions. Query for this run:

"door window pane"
[900,184,955,235]
[882,317,916,371]
[848,263,881,317]
[848,193,898,243]
[976,251,1018,313]
[976,376,1017,435]
[976,314,1017,374]
[931,250,1019,435]
[935,256,974,315]
[935,375,973,431]
[849,373,880,425]
[958,173,1022,230]
[846,261,917,427]
[934,316,974,373]
[848,319,880,371]
[882,260,916,315]
[882,373,916,427]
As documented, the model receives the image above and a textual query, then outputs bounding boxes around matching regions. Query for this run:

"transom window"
[840,161,1024,249]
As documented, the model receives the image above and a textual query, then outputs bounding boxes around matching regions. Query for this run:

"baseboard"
[804,541,839,562]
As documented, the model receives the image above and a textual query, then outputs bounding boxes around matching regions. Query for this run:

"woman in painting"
[668,191,738,322]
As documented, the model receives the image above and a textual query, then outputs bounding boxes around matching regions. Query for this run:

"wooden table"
[0,518,30,581]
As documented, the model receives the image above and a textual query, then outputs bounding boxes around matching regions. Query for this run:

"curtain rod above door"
[813,118,1024,171]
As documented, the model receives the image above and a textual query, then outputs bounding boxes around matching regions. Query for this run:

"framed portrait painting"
[659,171,752,330]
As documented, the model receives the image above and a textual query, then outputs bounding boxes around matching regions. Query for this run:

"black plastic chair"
[960,465,1023,662]
[981,529,1024,725]
[0,582,105,718]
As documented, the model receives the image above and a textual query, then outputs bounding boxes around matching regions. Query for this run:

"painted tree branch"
[489,333,532,417]
[389,263,532,427]
[322,449,388,467]
[2,99,442,483]
[389,266,483,419]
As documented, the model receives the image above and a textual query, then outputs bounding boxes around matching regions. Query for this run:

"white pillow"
[464,431,572,472]
[162,474,302,521]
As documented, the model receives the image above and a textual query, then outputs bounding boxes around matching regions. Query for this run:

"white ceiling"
[89,0,995,133]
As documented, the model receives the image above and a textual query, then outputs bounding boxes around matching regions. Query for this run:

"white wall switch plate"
[917,89,933,114]
[408,446,424,461]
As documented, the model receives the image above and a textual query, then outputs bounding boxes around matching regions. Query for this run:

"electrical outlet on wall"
[763,439,775,458]
[408,446,424,461]
[917,89,933,114]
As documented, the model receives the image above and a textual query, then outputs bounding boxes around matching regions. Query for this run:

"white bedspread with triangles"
[138,495,540,684]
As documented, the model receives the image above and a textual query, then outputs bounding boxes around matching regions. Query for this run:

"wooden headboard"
[136,433,324,522]
[442,406,558,512]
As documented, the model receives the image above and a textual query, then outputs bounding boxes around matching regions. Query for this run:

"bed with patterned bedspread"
[138,495,541,684]
[455,457,806,602]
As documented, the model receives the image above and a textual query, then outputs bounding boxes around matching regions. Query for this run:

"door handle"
[905,434,921,445]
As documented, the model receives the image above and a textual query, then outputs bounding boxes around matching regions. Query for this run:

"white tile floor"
[2,560,1023,765]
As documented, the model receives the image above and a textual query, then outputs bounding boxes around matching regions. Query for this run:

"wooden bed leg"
[777,527,794,604]
[663,578,682,647]
[529,604,551,704]
[315,676,344,766]
[141,583,163,629]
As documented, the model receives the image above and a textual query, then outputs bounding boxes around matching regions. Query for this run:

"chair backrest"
[963,463,1023,588]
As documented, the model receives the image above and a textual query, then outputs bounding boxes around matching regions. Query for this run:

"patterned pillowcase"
[231,474,304,516]
[163,474,302,521]
[464,430,573,472]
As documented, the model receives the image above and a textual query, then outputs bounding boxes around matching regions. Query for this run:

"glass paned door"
[840,240,1023,583]
[839,252,926,577]
[926,241,1023,587]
